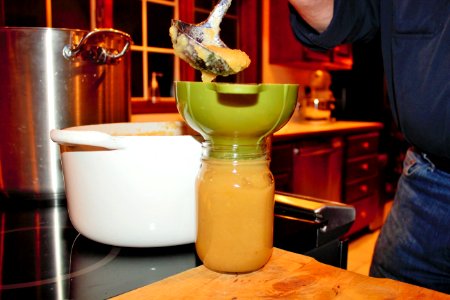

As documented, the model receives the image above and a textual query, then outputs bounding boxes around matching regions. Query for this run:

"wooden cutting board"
[111,248,449,299]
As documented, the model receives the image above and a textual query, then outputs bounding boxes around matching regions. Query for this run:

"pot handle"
[62,28,133,65]
[50,129,126,150]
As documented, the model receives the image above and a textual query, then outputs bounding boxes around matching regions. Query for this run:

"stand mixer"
[175,81,298,273]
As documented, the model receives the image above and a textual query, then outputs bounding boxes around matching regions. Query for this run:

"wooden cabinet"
[291,137,343,203]
[271,128,382,236]
[343,132,380,235]
[269,1,352,70]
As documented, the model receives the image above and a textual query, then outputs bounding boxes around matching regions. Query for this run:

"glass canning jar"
[195,142,274,273]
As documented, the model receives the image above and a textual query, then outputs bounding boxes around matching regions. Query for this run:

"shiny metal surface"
[62,28,132,65]
[0,27,131,203]
[0,204,197,299]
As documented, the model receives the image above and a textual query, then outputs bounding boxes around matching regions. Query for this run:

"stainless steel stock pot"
[0,27,132,204]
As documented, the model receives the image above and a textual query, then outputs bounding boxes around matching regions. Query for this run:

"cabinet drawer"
[346,155,378,181]
[347,132,379,158]
[345,176,378,203]
[346,196,377,236]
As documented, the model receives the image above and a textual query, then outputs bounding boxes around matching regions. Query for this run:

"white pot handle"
[50,129,126,150]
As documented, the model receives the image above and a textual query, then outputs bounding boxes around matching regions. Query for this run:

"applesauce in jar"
[195,143,274,273]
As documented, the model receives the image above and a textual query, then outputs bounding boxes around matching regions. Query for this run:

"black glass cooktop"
[0,202,198,300]
[0,193,351,299]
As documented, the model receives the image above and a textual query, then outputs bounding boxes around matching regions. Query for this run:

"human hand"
[288,0,334,33]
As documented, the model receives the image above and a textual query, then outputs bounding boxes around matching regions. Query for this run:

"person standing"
[287,0,450,293]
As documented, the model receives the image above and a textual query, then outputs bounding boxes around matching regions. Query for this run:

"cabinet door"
[347,132,380,158]
[346,155,379,181]
[269,1,305,64]
[345,176,378,203]
[269,1,352,70]
[345,195,377,236]
[292,138,343,202]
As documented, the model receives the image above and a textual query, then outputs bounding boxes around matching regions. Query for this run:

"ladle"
[170,0,235,76]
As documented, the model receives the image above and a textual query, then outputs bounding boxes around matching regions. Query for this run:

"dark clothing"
[289,0,450,160]
[288,0,450,294]
[370,148,450,293]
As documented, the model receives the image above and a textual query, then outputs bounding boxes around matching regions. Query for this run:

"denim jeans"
[370,148,450,293]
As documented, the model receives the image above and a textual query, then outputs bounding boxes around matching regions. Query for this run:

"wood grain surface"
[111,248,449,299]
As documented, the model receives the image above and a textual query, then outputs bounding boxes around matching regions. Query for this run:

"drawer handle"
[361,141,370,149]
[359,184,368,193]
[360,163,369,171]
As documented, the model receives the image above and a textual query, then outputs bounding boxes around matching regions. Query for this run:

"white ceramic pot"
[50,121,201,247]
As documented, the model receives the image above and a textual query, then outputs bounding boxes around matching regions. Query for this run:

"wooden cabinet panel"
[269,1,305,64]
[270,128,382,236]
[291,138,343,203]
[345,196,377,236]
[343,132,381,235]
[269,1,352,70]
[346,155,379,182]
[345,176,378,203]
[347,132,379,158]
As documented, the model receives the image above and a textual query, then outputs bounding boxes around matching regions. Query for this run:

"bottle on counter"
[149,72,163,103]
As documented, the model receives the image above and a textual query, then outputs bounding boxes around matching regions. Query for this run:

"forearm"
[288,0,334,33]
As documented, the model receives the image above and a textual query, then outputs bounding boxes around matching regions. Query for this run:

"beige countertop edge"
[274,120,384,140]
[131,114,384,139]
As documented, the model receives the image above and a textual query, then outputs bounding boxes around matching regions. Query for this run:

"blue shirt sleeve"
[289,0,380,50]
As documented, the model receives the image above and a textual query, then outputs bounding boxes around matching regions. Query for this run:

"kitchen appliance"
[299,96,336,122]
[299,70,336,122]
[274,192,354,268]
[0,192,354,299]
[0,27,132,204]
[50,121,202,247]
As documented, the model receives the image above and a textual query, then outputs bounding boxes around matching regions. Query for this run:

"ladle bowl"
[170,0,235,76]
[175,82,298,147]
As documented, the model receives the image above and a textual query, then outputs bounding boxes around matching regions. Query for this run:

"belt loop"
[412,147,450,174]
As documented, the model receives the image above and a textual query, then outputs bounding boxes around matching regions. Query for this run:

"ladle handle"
[205,0,232,27]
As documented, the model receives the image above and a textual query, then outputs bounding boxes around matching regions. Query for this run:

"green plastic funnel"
[175,82,298,147]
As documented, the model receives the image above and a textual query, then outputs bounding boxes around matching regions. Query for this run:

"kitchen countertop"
[131,113,384,140]
[274,119,383,140]
[277,119,384,135]
[113,247,449,299]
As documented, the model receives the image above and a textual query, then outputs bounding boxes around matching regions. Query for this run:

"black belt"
[413,148,450,174]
